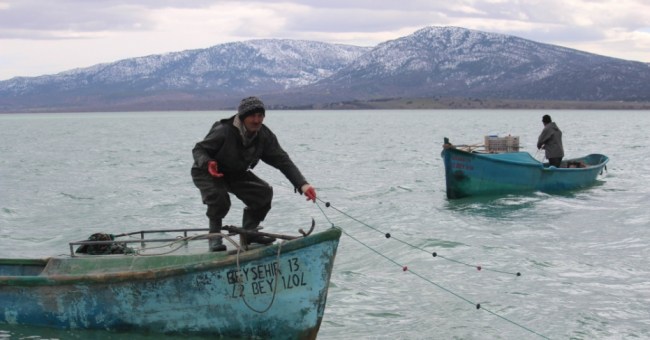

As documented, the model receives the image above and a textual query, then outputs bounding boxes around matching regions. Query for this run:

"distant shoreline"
[295,98,650,110]
[2,97,650,113]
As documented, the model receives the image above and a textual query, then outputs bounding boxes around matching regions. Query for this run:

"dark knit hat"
[542,114,552,124]
[238,96,265,120]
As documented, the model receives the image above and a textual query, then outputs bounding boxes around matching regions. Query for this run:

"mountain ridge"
[1,26,649,112]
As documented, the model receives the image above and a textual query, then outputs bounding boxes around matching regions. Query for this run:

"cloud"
[0,0,649,80]
[0,1,152,38]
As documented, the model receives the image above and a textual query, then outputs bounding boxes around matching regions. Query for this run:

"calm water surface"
[1,110,649,339]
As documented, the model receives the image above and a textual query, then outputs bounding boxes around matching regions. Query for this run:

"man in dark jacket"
[537,114,564,167]
[192,96,316,251]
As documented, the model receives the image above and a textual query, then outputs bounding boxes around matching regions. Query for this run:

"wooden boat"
[442,138,608,199]
[0,225,342,339]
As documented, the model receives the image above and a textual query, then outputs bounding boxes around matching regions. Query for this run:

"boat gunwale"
[0,227,342,286]
[445,147,608,171]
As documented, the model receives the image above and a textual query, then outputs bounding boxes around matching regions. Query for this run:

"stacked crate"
[484,135,520,153]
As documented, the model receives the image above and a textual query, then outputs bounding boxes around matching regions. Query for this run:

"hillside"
[1,26,649,112]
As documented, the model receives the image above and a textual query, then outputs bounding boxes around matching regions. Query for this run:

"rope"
[132,234,202,256]
[316,198,520,276]
[125,229,283,313]
[314,198,550,340]
[124,230,283,313]
[235,240,283,313]
[131,233,241,256]
[131,230,284,313]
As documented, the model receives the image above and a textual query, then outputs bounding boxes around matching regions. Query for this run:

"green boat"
[442,138,609,199]
[0,225,342,339]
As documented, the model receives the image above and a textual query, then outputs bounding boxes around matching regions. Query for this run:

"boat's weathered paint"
[442,147,608,199]
[0,227,342,339]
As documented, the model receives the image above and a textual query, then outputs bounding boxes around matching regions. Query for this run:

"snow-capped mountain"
[0,39,370,111]
[1,26,648,112]
[289,26,650,105]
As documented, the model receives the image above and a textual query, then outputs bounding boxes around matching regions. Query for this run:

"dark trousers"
[548,157,562,167]
[192,169,273,228]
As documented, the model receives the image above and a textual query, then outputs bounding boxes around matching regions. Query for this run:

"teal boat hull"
[442,147,608,199]
[0,227,342,339]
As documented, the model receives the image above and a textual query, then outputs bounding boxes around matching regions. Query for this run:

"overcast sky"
[1,0,649,80]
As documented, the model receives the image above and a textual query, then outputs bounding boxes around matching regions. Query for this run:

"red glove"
[207,161,224,178]
[301,184,316,202]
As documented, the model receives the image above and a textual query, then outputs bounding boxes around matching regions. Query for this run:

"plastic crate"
[484,135,520,153]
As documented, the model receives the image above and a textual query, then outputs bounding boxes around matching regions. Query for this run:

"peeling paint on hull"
[0,228,342,339]
[442,147,608,199]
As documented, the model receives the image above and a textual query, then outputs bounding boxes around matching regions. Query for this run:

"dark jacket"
[537,122,564,159]
[192,115,307,190]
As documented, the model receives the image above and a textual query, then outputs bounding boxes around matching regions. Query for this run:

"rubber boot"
[242,208,275,245]
[208,219,226,252]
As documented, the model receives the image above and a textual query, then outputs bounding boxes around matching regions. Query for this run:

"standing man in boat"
[537,114,564,167]
[192,96,317,252]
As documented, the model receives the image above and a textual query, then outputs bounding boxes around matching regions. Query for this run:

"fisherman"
[191,96,317,251]
[537,114,564,167]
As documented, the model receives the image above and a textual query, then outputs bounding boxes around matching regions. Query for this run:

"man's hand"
[301,184,316,202]
[207,161,224,178]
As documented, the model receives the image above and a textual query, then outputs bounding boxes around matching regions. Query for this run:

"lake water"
[1,110,649,339]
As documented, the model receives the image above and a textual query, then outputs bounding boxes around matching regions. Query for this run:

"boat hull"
[0,228,342,339]
[442,147,608,199]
